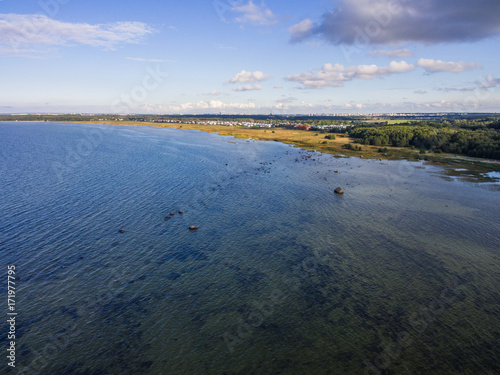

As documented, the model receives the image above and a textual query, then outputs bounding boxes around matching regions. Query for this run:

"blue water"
[1,122,499,374]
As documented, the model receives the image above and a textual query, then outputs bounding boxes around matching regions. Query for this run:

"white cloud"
[275,97,297,104]
[343,103,364,110]
[0,45,55,59]
[233,1,278,26]
[478,74,500,88]
[417,59,482,73]
[227,70,271,84]
[203,91,223,96]
[436,87,475,92]
[0,13,154,56]
[169,100,257,111]
[369,49,414,58]
[288,19,315,42]
[286,61,415,89]
[233,84,262,92]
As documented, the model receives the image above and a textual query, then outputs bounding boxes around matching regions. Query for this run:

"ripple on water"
[1,122,499,375]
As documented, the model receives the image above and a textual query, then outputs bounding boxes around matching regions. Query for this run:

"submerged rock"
[189,225,198,230]
[118,229,125,233]
[334,187,344,194]
[165,216,171,221]
[178,211,183,214]
[170,212,175,216]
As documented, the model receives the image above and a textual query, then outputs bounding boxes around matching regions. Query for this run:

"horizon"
[1,1,499,114]
[2,112,499,117]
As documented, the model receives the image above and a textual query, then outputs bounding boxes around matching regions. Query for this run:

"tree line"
[347,122,500,159]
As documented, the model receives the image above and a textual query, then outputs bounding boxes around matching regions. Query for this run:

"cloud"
[288,19,315,42]
[436,87,475,92]
[126,57,173,63]
[275,97,297,104]
[273,84,283,89]
[169,100,257,112]
[286,60,415,89]
[203,91,223,96]
[369,49,414,57]
[0,45,56,58]
[233,1,278,26]
[343,103,364,110]
[227,70,271,84]
[233,84,262,92]
[417,59,482,73]
[0,13,154,57]
[288,0,500,45]
[478,74,500,88]
[414,90,427,94]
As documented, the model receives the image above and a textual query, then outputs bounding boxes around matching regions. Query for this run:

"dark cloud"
[289,0,500,45]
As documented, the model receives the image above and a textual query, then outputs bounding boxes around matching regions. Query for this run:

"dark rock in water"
[178,211,183,214]
[164,216,171,221]
[334,187,344,194]
[334,170,339,173]
[118,229,125,233]
[189,225,198,230]
[170,212,175,216]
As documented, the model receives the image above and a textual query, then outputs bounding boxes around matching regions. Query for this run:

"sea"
[1,122,499,375]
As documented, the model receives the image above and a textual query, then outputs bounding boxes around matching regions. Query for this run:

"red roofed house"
[296,125,310,131]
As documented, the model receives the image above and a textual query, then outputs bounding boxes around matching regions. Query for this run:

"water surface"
[1,122,499,374]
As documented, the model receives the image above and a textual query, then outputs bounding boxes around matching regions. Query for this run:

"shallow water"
[1,122,499,375]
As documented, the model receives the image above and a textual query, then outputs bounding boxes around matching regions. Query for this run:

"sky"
[1,0,499,114]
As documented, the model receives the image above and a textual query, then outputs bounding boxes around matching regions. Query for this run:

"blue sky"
[1,0,499,114]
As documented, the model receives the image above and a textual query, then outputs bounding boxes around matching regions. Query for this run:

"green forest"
[347,118,500,159]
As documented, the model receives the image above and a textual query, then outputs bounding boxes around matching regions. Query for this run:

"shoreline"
[3,119,499,172]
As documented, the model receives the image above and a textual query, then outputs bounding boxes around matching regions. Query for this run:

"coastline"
[3,119,499,173]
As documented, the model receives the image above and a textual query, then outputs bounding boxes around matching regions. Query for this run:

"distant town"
[1,112,498,131]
